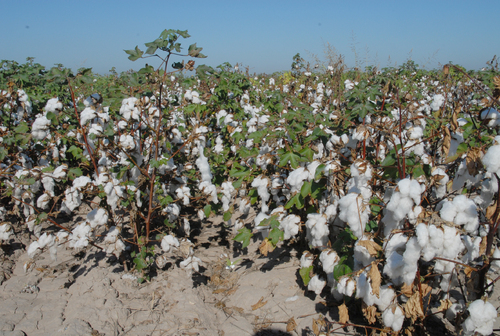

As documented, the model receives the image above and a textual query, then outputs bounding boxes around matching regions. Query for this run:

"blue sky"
[1,0,498,75]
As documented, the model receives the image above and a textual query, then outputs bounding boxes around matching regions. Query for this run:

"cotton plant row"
[1,57,500,334]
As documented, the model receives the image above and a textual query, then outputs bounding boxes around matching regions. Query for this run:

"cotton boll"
[300,251,314,268]
[491,247,500,270]
[462,299,497,336]
[353,238,376,270]
[480,108,500,127]
[432,168,449,198]
[402,237,421,285]
[27,241,41,258]
[31,116,51,140]
[80,107,97,125]
[0,223,11,242]
[446,300,465,322]
[338,193,368,239]
[462,235,481,264]
[86,208,108,228]
[382,305,405,332]
[319,249,339,274]
[36,193,51,209]
[308,275,326,295]
[279,214,300,240]
[305,213,329,248]
[180,256,202,275]
[161,234,180,253]
[336,276,356,297]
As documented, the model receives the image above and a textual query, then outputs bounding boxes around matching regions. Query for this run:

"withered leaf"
[464,266,474,277]
[438,298,453,312]
[466,148,483,176]
[368,262,381,298]
[358,240,382,257]
[420,283,432,297]
[480,236,488,256]
[251,296,268,310]
[362,304,378,324]
[339,303,349,324]
[401,283,413,297]
[259,238,274,257]
[404,291,424,323]
[286,317,297,332]
[442,126,451,158]
[312,318,320,335]
[486,201,497,222]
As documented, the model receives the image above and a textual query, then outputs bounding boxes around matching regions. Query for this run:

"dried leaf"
[286,317,297,332]
[401,283,413,297]
[251,296,268,310]
[358,240,382,256]
[479,236,488,256]
[368,262,381,298]
[336,304,348,325]
[438,299,453,312]
[450,105,460,131]
[259,238,274,256]
[466,148,483,176]
[442,126,451,158]
[362,304,378,324]
[404,291,424,323]
[464,266,474,277]
[312,318,320,335]
[420,283,432,297]
[486,201,497,222]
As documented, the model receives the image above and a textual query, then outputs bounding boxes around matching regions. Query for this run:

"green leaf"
[68,167,82,180]
[0,147,7,161]
[188,43,207,58]
[268,227,284,246]
[124,46,144,61]
[285,193,305,210]
[300,181,312,198]
[381,152,396,166]
[299,266,313,286]
[223,210,232,221]
[456,142,468,156]
[204,204,211,218]
[234,227,252,249]
[333,262,353,281]
[133,257,148,271]
[278,150,302,169]
[14,122,29,134]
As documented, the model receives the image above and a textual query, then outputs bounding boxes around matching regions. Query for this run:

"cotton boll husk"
[308,275,326,295]
[462,299,497,336]
[446,300,465,322]
[382,305,405,332]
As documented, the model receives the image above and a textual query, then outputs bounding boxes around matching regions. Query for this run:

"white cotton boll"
[286,167,309,193]
[120,97,140,121]
[221,182,235,211]
[73,176,92,189]
[308,275,326,295]
[119,134,136,151]
[338,193,368,239]
[415,223,429,249]
[383,250,404,284]
[402,237,421,285]
[430,94,445,111]
[462,299,497,336]
[254,212,270,228]
[36,193,51,209]
[408,205,422,224]
[251,176,270,211]
[180,256,202,275]
[183,218,190,235]
[305,213,329,248]
[0,223,12,242]
[31,116,51,140]
[239,198,251,215]
[300,251,314,268]
[482,145,500,175]
[104,226,120,243]
[86,208,108,228]
[280,214,301,240]
[382,305,405,332]
[440,195,479,233]
[319,249,339,274]
[442,226,464,259]
[446,300,465,321]
[462,235,481,264]
[480,108,500,127]
[491,247,500,270]
[44,98,63,113]
[68,222,92,249]
[337,277,356,297]
[80,107,97,125]
[432,168,449,198]
[353,238,376,270]
[161,234,180,253]
[27,241,41,258]
[164,203,180,223]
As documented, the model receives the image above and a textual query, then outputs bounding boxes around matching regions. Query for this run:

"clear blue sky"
[1,0,498,75]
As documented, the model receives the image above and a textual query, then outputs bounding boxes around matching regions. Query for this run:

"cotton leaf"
[259,238,274,256]
[339,303,349,324]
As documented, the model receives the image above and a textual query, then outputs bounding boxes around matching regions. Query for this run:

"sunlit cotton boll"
[338,193,368,239]
[305,213,329,248]
[439,195,479,233]
[382,305,405,332]
[86,208,108,228]
[462,299,497,336]
[308,275,326,295]
[480,108,500,127]
[279,214,300,240]
[161,234,180,253]
[31,116,51,140]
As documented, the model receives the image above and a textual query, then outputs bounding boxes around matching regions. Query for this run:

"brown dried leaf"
[358,240,382,257]
[464,266,474,277]
[312,318,320,335]
[368,262,381,298]
[362,304,378,324]
[442,126,451,158]
[286,317,297,332]
[401,283,414,297]
[259,239,274,257]
[420,283,432,297]
[466,148,483,176]
[486,201,497,222]
[438,299,453,312]
[339,303,349,324]
[251,296,268,310]
[450,105,460,131]
[479,236,488,256]
[404,291,424,323]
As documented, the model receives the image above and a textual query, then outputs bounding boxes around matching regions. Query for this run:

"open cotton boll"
[161,234,180,253]
[462,235,481,264]
[120,97,140,121]
[86,208,108,228]
[163,203,180,223]
[430,94,445,111]
[44,98,63,113]
[482,144,500,175]
[440,195,479,233]
[356,270,396,311]
[338,193,368,239]
[0,223,11,242]
[431,168,449,198]
[480,108,500,127]
[68,222,92,249]
[31,115,51,140]
[175,186,191,205]
[251,176,270,212]
[308,275,326,295]
[382,305,405,332]
[305,213,329,248]
[300,251,314,268]
[491,247,500,270]
[462,299,497,336]
[221,182,235,211]
[80,107,97,125]
[336,276,356,298]
[36,193,51,209]
[451,159,481,191]
[279,214,300,240]
[353,238,376,270]
[286,167,309,193]
[180,256,202,275]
